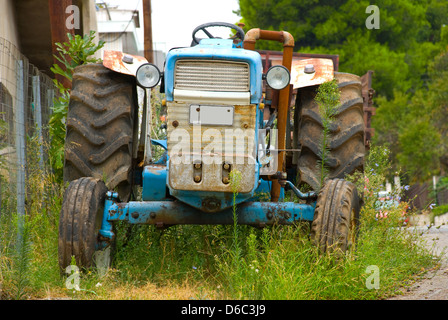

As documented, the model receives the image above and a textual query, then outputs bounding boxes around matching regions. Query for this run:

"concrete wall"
[0,0,20,48]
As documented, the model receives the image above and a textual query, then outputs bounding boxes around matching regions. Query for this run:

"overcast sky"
[99,0,241,53]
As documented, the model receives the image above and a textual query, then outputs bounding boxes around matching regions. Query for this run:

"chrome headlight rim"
[265,65,291,90]
[136,63,161,88]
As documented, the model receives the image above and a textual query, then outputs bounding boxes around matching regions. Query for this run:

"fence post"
[32,75,44,170]
[15,60,26,220]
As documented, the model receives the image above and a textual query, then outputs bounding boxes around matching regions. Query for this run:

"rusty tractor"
[58,22,366,270]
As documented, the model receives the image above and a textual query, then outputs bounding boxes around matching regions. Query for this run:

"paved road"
[388,225,448,300]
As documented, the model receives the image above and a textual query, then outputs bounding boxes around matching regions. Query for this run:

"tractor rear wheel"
[63,64,138,201]
[295,72,365,191]
[58,177,108,271]
[310,178,360,253]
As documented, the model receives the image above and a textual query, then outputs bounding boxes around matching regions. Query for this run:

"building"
[96,1,165,70]
[0,0,98,215]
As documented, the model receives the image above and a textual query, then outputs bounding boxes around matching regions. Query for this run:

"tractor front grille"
[174,60,250,92]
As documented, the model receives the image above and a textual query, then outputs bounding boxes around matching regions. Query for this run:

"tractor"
[58,22,365,270]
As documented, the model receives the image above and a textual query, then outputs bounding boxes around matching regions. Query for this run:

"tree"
[238,0,448,182]
[238,0,447,99]
[372,48,448,182]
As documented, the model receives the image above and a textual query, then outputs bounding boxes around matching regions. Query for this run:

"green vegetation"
[49,31,104,181]
[0,140,438,299]
[432,204,448,217]
[314,79,341,189]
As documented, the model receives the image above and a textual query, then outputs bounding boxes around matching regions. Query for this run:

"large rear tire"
[295,72,365,191]
[63,64,138,201]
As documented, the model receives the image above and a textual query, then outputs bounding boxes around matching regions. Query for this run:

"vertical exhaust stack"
[243,29,295,202]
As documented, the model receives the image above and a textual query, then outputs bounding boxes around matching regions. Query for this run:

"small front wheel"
[310,179,360,254]
[58,177,108,271]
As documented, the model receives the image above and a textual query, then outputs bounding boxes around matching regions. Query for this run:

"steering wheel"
[191,22,245,46]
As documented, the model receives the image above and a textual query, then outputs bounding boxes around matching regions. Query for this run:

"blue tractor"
[58,23,365,270]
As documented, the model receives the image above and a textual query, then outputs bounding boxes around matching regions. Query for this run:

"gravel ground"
[388,225,448,300]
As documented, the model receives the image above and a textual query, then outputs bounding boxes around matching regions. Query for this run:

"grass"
[432,204,448,217]
[0,193,438,300]
[0,137,439,300]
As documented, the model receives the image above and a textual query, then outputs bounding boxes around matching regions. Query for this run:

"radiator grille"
[174,60,250,92]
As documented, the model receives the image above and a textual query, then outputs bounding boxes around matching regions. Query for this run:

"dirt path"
[388,225,448,300]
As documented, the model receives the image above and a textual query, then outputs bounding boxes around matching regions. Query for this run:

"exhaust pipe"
[243,29,295,202]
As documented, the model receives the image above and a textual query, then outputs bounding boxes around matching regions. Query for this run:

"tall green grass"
[0,138,438,299]
[0,137,63,299]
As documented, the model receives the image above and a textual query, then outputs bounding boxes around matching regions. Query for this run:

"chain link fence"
[0,37,56,219]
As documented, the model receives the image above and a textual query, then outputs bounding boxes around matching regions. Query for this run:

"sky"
[99,0,242,54]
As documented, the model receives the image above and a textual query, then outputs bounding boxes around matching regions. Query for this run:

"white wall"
[0,0,20,49]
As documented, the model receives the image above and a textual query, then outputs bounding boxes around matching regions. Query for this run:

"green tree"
[373,48,448,182]
[238,0,448,182]
[238,0,447,98]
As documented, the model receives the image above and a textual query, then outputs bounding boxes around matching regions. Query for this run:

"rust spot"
[290,58,334,89]
[131,212,139,219]
[146,164,166,175]
[102,50,148,75]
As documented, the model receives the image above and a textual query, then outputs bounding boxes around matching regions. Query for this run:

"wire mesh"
[0,37,56,218]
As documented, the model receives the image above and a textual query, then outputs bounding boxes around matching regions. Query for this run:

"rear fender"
[290,58,334,89]
[102,50,148,76]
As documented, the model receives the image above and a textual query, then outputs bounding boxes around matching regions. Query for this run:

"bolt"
[304,64,315,74]
[194,175,201,183]
[131,212,139,219]
[172,120,179,127]
[223,163,230,170]
[150,212,156,219]
[122,54,134,64]
[243,123,249,129]
[222,177,229,184]
[194,162,201,169]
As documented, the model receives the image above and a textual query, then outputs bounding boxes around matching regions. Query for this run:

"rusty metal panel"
[361,70,375,149]
[258,50,339,73]
[166,101,257,193]
[102,50,148,76]
[290,58,334,89]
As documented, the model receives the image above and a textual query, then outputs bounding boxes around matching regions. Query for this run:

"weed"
[49,31,104,181]
[315,79,340,190]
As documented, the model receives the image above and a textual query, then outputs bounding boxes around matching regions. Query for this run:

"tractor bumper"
[99,191,316,243]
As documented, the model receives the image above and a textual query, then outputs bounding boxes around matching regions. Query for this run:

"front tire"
[58,177,108,271]
[310,178,360,254]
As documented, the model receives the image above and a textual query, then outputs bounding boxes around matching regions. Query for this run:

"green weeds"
[315,79,341,190]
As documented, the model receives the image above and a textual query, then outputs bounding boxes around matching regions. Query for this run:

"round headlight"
[265,65,290,90]
[136,63,161,88]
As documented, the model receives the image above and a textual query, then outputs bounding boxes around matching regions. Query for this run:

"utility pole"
[48,0,75,89]
[142,0,154,64]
